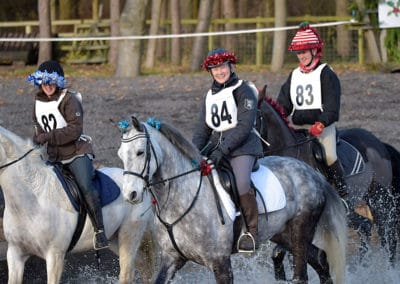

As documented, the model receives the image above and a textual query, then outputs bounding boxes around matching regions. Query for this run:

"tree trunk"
[271,0,286,71]
[336,0,350,59]
[115,0,149,77]
[108,0,120,66]
[190,0,213,71]
[38,0,52,64]
[170,0,181,65]
[144,0,162,68]
[222,0,235,51]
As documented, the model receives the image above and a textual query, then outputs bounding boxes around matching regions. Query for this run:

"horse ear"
[131,115,143,132]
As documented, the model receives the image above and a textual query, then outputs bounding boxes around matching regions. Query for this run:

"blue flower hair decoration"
[118,119,130,134]
[147,118,161,130]
[27,70,66,89]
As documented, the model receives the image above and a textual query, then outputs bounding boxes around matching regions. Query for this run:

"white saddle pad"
[212,164,286,221]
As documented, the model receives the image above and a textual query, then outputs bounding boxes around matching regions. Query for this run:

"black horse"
[256,85,399,277]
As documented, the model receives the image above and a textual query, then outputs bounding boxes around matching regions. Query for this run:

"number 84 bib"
[205,80,242,132]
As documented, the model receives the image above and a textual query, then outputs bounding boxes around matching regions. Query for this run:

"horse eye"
[137,150,144,156]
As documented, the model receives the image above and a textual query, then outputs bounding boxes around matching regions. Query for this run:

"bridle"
[120,122,205,260]
[121,125,159,194]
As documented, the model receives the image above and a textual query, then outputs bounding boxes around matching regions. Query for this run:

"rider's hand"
[309,122,325,137]
[209,148,224,166]
[33,133,48,145]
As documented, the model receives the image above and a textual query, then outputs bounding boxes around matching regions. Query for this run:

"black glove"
[209,148,224,166]
[33,133,47,145]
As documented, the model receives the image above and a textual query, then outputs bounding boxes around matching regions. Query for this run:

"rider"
[28,60,109,250]
[276,22,348,198]
[192,48,263,252]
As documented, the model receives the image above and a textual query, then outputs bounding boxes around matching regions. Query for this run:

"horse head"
[117,115,159,204]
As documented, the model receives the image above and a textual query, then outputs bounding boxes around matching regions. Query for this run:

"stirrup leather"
[237,231,256,253]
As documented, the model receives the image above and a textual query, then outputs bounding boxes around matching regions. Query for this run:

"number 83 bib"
[205,80,242,132]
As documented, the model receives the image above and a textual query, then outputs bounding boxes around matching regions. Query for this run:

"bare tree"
[108,0,120,65]
[115,0,149,77]
[336,0,350,59]
[222,0,236,51]
[190,0,213,71]
[170,0,181,65]
[270,0,286,71]
[38,0,52,64]
[145,0,162,68]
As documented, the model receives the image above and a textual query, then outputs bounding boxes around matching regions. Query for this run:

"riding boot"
[326,160,348,199]
[84,192,109,250]
[238,189,258,252]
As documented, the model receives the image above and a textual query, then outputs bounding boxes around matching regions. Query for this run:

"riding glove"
[309,122,325,137]
[33,133,48,145]
[209,148,224,166]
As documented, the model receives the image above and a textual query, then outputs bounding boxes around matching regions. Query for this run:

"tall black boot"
[84,192,109,250]
[326,160,348,199]
[238,189,258,252]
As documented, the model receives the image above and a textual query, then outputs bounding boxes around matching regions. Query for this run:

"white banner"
[379,1,400,28]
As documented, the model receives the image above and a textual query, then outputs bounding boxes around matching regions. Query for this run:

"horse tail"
[314,184,347,284]
[383,142,400,194]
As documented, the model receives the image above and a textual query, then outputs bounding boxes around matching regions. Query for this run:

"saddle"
[295,130,365,177]
[50,163,120,251]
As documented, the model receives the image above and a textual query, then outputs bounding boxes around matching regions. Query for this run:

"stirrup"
[93,230,109,250]
[340,198,350,215]
[237,232,256,253]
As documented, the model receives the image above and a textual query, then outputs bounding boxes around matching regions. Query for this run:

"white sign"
[379,1,400,28]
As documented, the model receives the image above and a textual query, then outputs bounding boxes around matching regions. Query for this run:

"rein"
[0,147,36,170]
[121,122,211,260]
[263,136,316,156]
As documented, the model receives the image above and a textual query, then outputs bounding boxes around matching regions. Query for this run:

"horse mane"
[151,119,202,162]
[262,95,293,129]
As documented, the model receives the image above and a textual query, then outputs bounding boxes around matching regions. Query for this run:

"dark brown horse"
[256,85,399,274]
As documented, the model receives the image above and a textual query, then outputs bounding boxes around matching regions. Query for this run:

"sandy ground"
[0,67,399,282]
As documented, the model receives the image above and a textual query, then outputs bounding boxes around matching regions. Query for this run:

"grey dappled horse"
[117,116,347,284]
[257,88,399,266]
[0,125,154,284]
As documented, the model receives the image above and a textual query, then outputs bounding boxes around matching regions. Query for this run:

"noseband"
[121,125,159,191]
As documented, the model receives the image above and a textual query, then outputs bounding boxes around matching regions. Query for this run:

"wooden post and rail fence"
[0,16,367,66]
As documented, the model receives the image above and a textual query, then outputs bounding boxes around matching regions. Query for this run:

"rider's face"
[296,48,316,66]
[210,62,231,84]
[41,84,57,97]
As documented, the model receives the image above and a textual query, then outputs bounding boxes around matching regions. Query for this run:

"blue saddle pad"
[337,139,365,177]
[52,166,120,211]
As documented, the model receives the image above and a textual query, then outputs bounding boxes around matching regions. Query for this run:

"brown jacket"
[33,88,93,162]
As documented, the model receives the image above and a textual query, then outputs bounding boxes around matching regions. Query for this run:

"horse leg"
[154,253,186,284]
[290,210,323,283]
[271,244,287,281]
[6,245,29,284]
[306,244,332,284]
[45,251,65,284]
[117,221,153,284]
[210,256,233,284]
[368,184,398,263]
[347,211,372,260]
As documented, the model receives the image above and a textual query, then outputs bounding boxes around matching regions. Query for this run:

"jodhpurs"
[229,155,256,196]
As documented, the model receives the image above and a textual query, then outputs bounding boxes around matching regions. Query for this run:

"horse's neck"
[1,151,74,213]
[262,104,297,147]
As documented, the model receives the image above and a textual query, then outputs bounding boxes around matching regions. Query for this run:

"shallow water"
[58,238,400,284]
[0,228,399,283]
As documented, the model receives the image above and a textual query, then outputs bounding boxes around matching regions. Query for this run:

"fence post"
[358,27,364,65]
[256,17,263,66]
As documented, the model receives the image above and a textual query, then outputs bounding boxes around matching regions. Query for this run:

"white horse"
[0,125,154,284]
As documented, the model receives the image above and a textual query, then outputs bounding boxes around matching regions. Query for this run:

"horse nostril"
[130,191,137,201]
